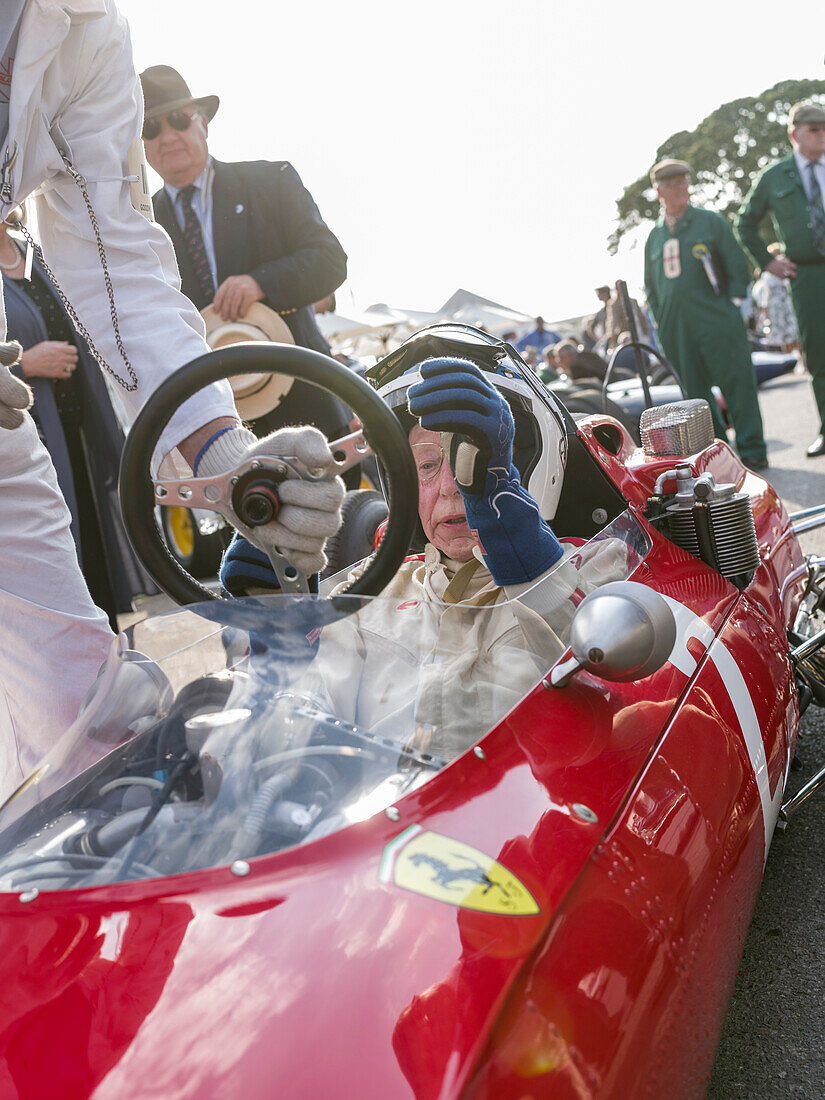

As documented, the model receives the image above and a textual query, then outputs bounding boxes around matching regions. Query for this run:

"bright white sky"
[122,0,823,324]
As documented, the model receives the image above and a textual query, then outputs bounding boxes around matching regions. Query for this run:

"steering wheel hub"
[232,467,285,527]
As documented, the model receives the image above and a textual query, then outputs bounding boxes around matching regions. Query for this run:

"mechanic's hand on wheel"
[197,425,345,577]
[408,357,563,587]
[0,342,32,430]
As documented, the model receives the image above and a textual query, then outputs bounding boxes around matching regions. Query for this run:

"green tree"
[609,79,825,254]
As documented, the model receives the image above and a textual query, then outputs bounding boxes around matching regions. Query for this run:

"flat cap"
[650,158,692,184]
[789,101,825,127]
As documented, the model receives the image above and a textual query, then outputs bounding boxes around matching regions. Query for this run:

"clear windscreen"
[0,512,649,891]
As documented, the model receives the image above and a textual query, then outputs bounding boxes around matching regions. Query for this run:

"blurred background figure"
[736,101,825,457]
[0,221,153,631]
[514,315,561,364]
[554,338,608,382]
[610,331,654,379]
[645,158,767,470]
[555,339,579,377]
[584,285,611,347]
[603,285,651,351]
[752,242,799,353]
[538,342,560,382]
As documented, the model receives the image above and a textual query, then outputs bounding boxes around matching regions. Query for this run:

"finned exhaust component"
[704,489,761,581]
[647,464,760,589]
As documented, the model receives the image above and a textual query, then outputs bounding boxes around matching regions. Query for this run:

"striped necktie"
[179,184,215,306]
[807,161,825,256]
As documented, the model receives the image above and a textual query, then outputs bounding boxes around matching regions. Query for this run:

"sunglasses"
[142,110,200,141]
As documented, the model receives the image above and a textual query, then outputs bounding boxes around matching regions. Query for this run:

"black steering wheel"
[119,343,418,605]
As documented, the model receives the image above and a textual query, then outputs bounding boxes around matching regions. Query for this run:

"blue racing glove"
[220,532,285,596]
[407,357,563,587]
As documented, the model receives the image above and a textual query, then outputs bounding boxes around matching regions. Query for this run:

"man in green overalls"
[736,102,825,457]
[644,159,768,470]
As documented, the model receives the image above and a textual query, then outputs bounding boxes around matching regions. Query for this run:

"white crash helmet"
[369,323,569,522]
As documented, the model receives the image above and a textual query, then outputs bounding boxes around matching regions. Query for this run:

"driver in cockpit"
[220,328,628,757]
[224,327,625,627]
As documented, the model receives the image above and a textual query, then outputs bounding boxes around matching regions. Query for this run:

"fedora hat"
[140,65,220,122]
[201,302,295,422]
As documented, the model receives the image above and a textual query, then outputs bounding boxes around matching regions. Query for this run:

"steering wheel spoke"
[154,455,296,514]
[260,548,310,594]
[327,428,373,475]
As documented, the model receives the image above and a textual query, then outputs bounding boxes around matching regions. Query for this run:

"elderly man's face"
[410,425,479,562]
[791,123,825,163]
[656,173,690,214]
[144,106,209,188]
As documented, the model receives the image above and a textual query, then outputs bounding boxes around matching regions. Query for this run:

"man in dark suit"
[139,65,350,439]
[736,101,825,457]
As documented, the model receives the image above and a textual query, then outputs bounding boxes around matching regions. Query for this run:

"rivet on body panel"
[572,803,598,824]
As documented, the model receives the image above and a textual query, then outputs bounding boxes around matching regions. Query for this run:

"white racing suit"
[304,537,629,762]
[0,0,236,802]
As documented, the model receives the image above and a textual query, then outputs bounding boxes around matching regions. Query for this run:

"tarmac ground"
[709,368,825,1100]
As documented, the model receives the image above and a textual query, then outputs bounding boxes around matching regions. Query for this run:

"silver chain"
[9,156,138,393]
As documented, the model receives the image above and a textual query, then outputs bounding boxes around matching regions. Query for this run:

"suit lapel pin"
[235,203,244,214]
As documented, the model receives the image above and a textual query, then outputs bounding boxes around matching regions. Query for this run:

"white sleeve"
[31,2,237,457]
[504,538,631,638]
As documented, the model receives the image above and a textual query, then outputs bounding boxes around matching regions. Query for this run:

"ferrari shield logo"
[663,237,681,278]
[380,825,540,915]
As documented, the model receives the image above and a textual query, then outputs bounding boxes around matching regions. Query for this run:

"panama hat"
[201,302,295,422]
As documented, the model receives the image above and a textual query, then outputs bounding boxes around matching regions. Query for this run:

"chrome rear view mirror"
[551,581,676,688]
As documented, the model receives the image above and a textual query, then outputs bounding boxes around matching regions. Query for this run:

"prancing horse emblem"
[407,852,512,897]
[380,825,540,915]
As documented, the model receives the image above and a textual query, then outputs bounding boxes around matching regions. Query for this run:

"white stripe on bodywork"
[661,595,788,859]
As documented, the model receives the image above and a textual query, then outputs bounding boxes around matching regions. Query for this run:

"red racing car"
[0,340,820,1100]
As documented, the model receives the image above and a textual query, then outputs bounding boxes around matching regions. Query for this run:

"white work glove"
[198,426,345,575]
[0,342,32,430]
